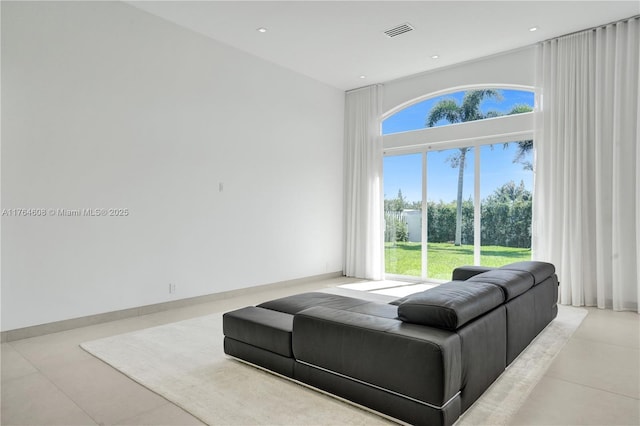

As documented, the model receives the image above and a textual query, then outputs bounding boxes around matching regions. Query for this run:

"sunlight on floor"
[338,280,439,298]
[338,280,415,292]
[372,283,439,297]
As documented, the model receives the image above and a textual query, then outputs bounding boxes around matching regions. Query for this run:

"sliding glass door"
[384,153,423,277]
[383,142,532,281]
[426,147,475,280]
[479,143,533,267]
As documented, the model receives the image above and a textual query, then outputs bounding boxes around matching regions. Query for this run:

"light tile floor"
[1,277,639,425]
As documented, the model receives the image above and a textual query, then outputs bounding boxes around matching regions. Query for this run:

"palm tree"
[426,89,502,246]
[508,104,534,170]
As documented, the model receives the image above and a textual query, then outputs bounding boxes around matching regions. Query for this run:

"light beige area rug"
[456,305,587,425]
[81,304,587,425]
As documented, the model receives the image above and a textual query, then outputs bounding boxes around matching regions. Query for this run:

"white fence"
[384,209,421,243]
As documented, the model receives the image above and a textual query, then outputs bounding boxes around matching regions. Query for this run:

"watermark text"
[2,208,130,217]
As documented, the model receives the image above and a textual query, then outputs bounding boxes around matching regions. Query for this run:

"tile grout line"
[79,342,208,425]
[44,347,173,426]
[4,342,101,426]
[542,328,640,401]
[570,334,640,351]
[542,373,640,401]
[11,339,173,425]
[112,401,204,426]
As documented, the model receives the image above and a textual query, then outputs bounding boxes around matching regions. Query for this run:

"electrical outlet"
[169,283,176,294]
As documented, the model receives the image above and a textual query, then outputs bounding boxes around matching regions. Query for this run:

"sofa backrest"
[396,281,504,331]
[395,261,556,330]
[466,269,534,301]
[498,261,555,284]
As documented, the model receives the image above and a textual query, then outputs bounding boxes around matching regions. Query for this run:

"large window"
[383,88,534,280]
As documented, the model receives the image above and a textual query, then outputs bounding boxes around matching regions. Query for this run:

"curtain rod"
[542,14,639,43]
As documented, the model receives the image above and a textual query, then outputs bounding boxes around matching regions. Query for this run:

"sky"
[382,89,534,205]
[383,89,534,134]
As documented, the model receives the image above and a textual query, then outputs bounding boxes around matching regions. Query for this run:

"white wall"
[1,1,345,331]
[383,47,536,117]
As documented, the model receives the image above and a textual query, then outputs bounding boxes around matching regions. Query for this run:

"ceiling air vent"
[384,23,414,38]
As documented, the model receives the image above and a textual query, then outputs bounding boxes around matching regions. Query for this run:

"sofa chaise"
[222,261,558,425]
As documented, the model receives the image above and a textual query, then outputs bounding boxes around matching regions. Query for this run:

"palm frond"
[425,99,461,127]
[446,147,470,168]
[446,152,461,168]
[461,90,503,122]
[513,139,533,163]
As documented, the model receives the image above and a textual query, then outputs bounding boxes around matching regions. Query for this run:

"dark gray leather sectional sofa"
[223,261,558,425]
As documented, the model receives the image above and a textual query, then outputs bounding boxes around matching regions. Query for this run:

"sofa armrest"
[451,265,495,281]
[292,306,461,407]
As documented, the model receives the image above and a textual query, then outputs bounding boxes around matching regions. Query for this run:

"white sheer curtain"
[343,84,384,280]
[533,17,640,312]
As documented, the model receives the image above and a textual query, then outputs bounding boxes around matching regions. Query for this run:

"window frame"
[382,86,535,281]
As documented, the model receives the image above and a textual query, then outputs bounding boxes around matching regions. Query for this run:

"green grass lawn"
[385,242,531,280]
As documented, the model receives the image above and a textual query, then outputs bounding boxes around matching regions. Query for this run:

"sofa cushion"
[346,302,399,319]
[258,292,369,315]
[397,281,504,330]
[451,265,495,281]
[223,307,293,357]
[499,261,555,284]
[467,269,534,301]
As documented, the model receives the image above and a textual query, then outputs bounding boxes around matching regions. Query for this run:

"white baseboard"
[1,271,344,342]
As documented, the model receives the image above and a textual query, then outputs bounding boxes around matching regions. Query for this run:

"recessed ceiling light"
[257,27,267,33]
[529,27,538,32]
[359,75,366,79]
[431,55,440,59]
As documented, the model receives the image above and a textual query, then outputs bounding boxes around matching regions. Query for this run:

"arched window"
[382,88,535,281]
[383,88,534,135]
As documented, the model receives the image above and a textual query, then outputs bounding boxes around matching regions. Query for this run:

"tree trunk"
[455,148,467,246]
